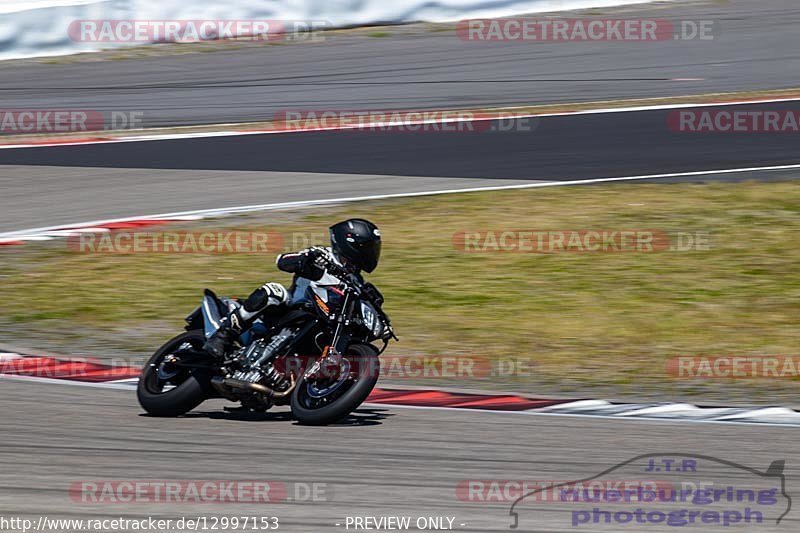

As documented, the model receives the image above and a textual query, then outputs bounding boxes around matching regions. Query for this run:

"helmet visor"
[357,239,381,273]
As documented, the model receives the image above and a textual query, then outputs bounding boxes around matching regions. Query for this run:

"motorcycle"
[137,256,397,425]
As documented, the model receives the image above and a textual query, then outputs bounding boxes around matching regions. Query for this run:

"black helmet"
[329,219,382,273]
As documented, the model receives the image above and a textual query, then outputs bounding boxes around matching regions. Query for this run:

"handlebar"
[314,253,361,291]
[314,249,400,340]
[313,251,398,341]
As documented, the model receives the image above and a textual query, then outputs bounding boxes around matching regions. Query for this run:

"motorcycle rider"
[203,218,382,359]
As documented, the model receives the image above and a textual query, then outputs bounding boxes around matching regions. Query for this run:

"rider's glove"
[297,247,327,281]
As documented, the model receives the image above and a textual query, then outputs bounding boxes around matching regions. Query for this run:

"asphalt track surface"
[2,2,800,530]
[1,100,800,232]
[1,378,797,533]
[0,0,798,127]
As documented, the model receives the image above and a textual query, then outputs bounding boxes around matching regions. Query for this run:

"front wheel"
[291,344,380,425]
[137,330,211,417]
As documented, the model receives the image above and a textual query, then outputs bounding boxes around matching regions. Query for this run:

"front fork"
[305,291,354,380]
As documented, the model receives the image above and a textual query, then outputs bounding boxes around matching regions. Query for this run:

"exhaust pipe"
[212,375,296,399]
[210,377,239,401]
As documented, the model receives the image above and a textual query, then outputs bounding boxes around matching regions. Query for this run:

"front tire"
[137,330,211,417]
[291,344,380,425]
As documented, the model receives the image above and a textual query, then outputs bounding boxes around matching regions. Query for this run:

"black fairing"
[185,306,204,332]
[275,308,318,328]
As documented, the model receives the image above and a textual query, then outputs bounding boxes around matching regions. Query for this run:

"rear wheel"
[137,330,211,417]
[291,344,380,425]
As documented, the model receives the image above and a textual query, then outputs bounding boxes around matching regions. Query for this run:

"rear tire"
[137,330,211,417]
[291,344,380,426]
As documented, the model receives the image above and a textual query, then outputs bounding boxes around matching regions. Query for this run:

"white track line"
[3,163,800,241]
[1,96,799,150]
[371,403,800,428]
[0,373,138,390]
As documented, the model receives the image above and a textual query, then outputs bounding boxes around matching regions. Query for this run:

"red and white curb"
[1,352,799,426]
[0,216,205,247]
[0,351,141,383]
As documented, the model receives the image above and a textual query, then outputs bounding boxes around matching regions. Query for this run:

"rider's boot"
[203,311,244,360]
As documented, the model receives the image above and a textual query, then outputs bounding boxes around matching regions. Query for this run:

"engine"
[231,328,295,393]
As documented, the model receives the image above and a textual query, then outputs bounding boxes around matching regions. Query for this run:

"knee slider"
[243,283,287,313]
[263,283,288,305]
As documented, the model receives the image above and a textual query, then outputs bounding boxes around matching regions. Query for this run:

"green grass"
[2,181,800,402]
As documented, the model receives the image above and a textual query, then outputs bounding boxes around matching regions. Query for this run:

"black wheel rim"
[144,337,203,394]
[297,356,364,410]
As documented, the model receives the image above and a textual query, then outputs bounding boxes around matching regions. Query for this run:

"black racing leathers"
[203,248,331,359]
